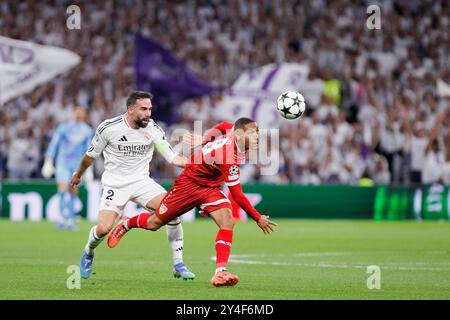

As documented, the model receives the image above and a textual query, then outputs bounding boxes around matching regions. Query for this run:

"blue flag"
[134,34,217,123]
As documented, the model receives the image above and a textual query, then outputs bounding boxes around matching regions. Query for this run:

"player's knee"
[223,218,235,230]
[147,222,160,231]
[220,210,234,230]
[147,216,164,231]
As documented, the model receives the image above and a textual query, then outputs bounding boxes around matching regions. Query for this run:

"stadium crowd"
[1,0,449,186]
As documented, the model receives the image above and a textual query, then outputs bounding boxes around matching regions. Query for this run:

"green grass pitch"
[0,219,449,299]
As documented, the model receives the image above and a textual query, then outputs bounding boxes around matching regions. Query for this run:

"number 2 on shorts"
[106,189,114,200]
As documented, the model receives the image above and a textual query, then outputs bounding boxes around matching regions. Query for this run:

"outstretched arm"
[183,121,234,149]
[71,154,95,190]
[228,183,277,235]
[72,121,108,188]
[171,154,188,168]
[42,125,63,178]
[203,121,234,142]
[155,138,187,168]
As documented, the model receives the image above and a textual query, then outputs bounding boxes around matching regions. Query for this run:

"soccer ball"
[276,91,306,119]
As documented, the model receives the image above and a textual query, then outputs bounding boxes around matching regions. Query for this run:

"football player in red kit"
[108,117,277,286]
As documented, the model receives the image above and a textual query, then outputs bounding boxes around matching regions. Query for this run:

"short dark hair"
[234,117,256,130]
[126,91,153,108]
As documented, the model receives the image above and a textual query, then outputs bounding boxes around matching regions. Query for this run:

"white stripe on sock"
[216,240,232,247]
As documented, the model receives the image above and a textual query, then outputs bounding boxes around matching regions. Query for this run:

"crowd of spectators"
[1,0,449,185]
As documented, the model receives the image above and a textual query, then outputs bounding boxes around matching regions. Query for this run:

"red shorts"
[155,175,231,223]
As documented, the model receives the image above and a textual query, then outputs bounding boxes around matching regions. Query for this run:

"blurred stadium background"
[1,0,450,300]
[1,0,450,221]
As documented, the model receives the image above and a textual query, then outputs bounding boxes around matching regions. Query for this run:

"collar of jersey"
[122,114,131,128]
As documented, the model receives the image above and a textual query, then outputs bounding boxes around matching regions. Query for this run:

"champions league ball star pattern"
[276,91,306,120]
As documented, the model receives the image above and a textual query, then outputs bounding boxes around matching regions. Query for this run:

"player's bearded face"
[135,115,149,128]
[132,99,152,128]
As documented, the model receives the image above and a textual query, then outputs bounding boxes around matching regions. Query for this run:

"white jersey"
[86,114,176,188]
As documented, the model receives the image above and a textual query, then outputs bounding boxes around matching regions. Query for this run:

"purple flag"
[134,34,217,123]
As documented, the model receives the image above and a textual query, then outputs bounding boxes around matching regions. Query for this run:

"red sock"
[215,229,233,269]
[126,213,152,230]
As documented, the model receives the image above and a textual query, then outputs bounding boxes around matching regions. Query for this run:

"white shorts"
[99,176,166,215]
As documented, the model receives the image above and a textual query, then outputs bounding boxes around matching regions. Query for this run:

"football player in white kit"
[71,91,195,280]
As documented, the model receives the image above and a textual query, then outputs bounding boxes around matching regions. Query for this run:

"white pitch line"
[209,252,450,272]
[350,261,450,266]
[225,258,450,271]
[230,252,354,258]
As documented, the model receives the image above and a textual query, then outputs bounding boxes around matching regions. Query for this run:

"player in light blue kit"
[42,106,93,230]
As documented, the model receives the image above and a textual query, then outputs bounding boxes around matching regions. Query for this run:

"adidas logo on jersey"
[118,136,128,142]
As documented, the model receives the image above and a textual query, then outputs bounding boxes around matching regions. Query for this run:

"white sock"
[84,226,104,256]
[166,219,183,265]
[216,267,227,274]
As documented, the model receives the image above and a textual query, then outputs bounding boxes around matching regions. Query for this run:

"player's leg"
[143,192,195,279]
[85,210,118,253]
[81,186,128,279]
[80,209,118,279]
[66,184,79,230]
[107,203,173,247]
[107,181,166,248]
[209,208,235,271]
[108,178,200,248]
[208,208,239,286]
[199,190,238,287]
[66,163,81,229]
[57,182,77,230]
[55,164,75,230]
[57,182,68,229]
[120,179,168,233]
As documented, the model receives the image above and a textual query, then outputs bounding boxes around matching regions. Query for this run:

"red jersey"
[180,122,262,221]
[184,131,244,188]
[203,121,234,142]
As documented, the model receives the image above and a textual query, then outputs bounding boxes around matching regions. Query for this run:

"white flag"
[437,78,450,97]
[0,36,81,105]
[216,63,309,128]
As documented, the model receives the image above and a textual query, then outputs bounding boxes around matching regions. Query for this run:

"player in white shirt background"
[70,91,195,280]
